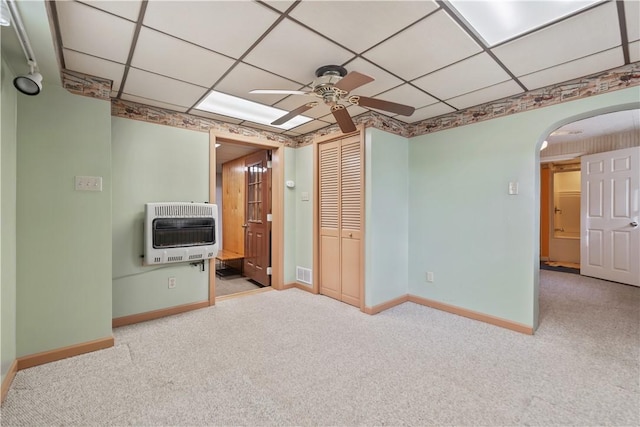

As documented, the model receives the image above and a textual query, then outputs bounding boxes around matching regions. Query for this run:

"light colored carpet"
[215,276,261,297]
[2,270,638,426]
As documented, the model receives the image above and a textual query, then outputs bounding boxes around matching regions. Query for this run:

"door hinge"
[267,213,272,222]
[266,267,272,276]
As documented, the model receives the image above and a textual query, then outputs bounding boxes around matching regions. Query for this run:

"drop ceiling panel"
[447,80,523,110]
[56,1,135,63]
[287,119,333,135]
[519,48,624,90]
[289,0,439,53]
[363,10,482,81]
[375,84,437,110]
[143,1,279,58]
[63,49,125,91]
[630,41,640,62]
[395,103,456,123]
[77,0,142,21]
[132,28,235,88]
[625,0,640,42]
[216,62,304,105]
[244,18,355,83]
[492,2,621,77]
[412,53,511,100]
[120,93,188,113]
[262,1,296,13]
[123,68,208,108]
[341,57,404,97]
[190,110,243,125]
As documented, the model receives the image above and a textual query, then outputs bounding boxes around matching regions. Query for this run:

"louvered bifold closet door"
[319,135,362,307]
[319,140,341,301]
[339,136,362,306]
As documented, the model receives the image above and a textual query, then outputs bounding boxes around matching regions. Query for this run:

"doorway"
[548,164,581,267]
[208,131,285,305]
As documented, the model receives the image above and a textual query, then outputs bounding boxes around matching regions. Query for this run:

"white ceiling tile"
[492,2,621,77]
[630,41,640,63]
[289,1,439,53]
[519,48,624,91]
[77,0,142,21]
[243,18,355,83]
[143,1,279,58]
[363,10,482,80]
[287,120,333,135]
[217,62,305,105]
[110,90,119,98]
[283,130,302,136]
[120,93,188,113]
[262,1,295,13]
[63,49,125,91]
[123,68,208,108]
[132,27,235,88]
[412,53,511,100]
[190,110,243,125]
[374,84,437,110]
[446,80,523,110]
[395,103,456,123]
[625,0,640,42]
[341,57,404,97]
[57,1,135,63]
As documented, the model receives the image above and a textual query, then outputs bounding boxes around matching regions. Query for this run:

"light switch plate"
[508,181,519,195]
[75,176,103,192]
[301,192,310,201]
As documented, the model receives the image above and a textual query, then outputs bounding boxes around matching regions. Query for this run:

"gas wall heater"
[144,202,218,265]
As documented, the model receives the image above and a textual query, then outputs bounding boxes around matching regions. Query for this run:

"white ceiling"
[46,0,638,138]
[547,108,640,144]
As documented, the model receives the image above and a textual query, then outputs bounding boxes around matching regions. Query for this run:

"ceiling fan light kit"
[251,64,415,134]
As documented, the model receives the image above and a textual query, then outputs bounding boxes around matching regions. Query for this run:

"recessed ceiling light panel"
[448,0,602,46]
[196,90,312,130]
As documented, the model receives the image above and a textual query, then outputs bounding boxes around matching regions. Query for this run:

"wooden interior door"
[318,135,362,307]
[244,150,271,286]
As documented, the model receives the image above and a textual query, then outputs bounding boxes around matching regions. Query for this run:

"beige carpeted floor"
[215,275,262,297]
[2,270,638,426]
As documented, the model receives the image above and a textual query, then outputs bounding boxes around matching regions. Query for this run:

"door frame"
[312,125,366,312]
[208,130,285,305]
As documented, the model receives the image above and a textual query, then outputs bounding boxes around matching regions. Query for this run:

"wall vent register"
[144,202,218,265]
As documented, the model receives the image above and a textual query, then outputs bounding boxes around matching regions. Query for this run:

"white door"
[581,147,640,286]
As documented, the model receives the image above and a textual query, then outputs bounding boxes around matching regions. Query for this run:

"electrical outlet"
[426,272,434,283]
[168,277,176,289]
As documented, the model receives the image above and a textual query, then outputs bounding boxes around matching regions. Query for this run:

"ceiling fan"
[250,65,415,133]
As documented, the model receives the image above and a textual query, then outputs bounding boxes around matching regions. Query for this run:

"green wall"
[408,86,640,328]
[283,147,296,284]
[294,144,313,286]
[16,84,112,357]
[365,128,409,307]
[111,118,210,318]
[1,58,17,381]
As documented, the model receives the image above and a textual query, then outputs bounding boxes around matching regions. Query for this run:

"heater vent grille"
[296,267,312,285]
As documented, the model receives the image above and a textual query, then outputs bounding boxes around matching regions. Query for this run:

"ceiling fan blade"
[271,102,318,126]
[250,89,311,95]
[331,105,356,133]
[334,71,375,93]
[350,95,415,116]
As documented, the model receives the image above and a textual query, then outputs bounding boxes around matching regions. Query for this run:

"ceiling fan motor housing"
[313,65,349,105]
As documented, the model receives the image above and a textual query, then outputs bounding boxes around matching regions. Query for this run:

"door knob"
[631,221,638,227]
[241,224,248,228]
[348,232,353,238]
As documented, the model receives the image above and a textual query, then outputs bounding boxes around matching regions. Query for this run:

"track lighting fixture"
[6,0,43,95]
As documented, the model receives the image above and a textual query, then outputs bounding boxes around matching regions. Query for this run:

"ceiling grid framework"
[49,0,639,137]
